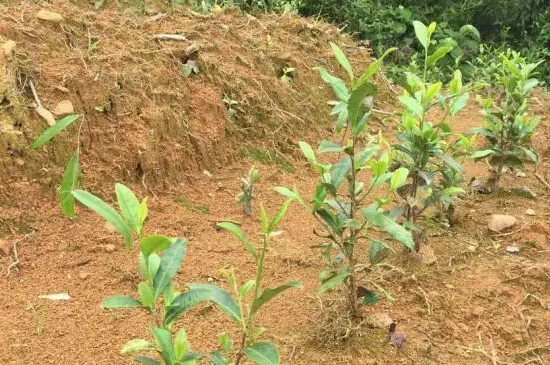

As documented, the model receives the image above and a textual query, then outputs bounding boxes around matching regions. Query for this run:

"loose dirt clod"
[2,40,16,59]
[0,239,10,256]
[488,215,517,232]
[53,100,74,116]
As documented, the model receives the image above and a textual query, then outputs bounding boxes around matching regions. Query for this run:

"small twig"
[152,34,187,41]
[6,240,20,277]
[491,223,528,238]
[535,173,550,190]
[289,345,296,364]
[28,80,42,108]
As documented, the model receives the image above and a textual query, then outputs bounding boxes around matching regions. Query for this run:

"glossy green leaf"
[348,81,377,127]
[299,141,316,165]
[318,140,344,153]
[121,339,155,355]
[273,186,301,203]
[331,157,352,189]
[217,222,256,259]
[520,147,538,163]
[59,152,80,218]
[330,42,354,81]
[138,198,148,227]
[102,295,142,309]
[164,284,242,326]
[451,93,469,116]
[251,280,302,315]
[138,283,155,309]
[115,183,141,234]
[210,353,229,365]
[140,235,172,257]
[315,67,348,101]
[72,189,133,248]
[362,211,414,250]
[148,254,161,282]
[355,47,397,88]
[153,238,188,297]
[426,46,452,67]
[413,20,429,50]
[174,329,190,360]
[31,114,80,149]
[134,356,161,365]
[268,199,291,233]
[390,167,409,190]
[243,342,279,365]
[399,95,423,117]
[259,203,269,233]
[442,156,463,173]
[319,269,349,293]
[471,149,496,160]
[152,326,175,365]
[424,82,442,104]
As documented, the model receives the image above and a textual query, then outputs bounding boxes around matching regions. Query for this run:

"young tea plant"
[236,165,259,215]
[471,51,542,190]
[214,199,302,365]
[30,114,82,218]
[391,21,473,236]
[278,43,414,318]
[72,184,244,365]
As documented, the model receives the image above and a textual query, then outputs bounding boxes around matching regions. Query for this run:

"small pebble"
[526,209,536,216]
[104,244,116,252]
[79,272,90,280]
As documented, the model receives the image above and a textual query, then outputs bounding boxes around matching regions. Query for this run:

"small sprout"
[280,66,295,83]
[181,59,200,77]
[237,165,259,215]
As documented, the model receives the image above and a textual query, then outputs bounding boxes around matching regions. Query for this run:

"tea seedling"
[471,50,542,190]
[72,184,245,365]
[280,66,295,83]
[278,43,414,318]
[31,114,82,218]
[214,198,302,365]
[236,165,259,215]
[392,21,473,234]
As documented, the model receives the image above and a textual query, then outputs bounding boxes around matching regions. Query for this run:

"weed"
[278,43,414,318]
[471,50,542,190]
[236,165,259,215]
[280,66,295,83]
[239,147,294,173]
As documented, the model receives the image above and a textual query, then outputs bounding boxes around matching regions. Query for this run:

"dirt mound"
[0,3,392,202]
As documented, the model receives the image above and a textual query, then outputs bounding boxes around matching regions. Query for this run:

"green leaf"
[424,82,442,104]
[138,283,155,309]
[115,183,141,234]
[148,254,161,282]
[298,141,316,165]
[152,326,175,365]
[259,203,269,233]
[102,295,142,309]
[217,222,256,259]
[362,211,414,250]
[164,284,242,326]
[413,20,429,50]
[471,149,496,160]
[315,67,348,101]
[451,93,469,116]
[348,81,377,128]
[399,95,423,117]
[243,342,279,365]
[460,24,480,41]
[442,156,463,173]
[30,114,80,149]
[239,280,256,300]
[331,157,352,188]
[273,186,301,203]
[134,356,161,365]
[330,42,354,81]
[140,235,173,257]
[319,269,349,293]
[449,70,463,94]
[426,46,452,67]
[268,199,291,233]
[59,152,80,218]
[318,140,344,153]
[72,189,133,248]
[210,353,229,365]
[520,147,538,163]
[153,238,188,297]
[390,167,409,190]
[121,339,155,355]
[138,198,149,227]
[362,291,379,306]
[174,329,190,360]
[370,240,389,264]
[355,47,397,88]
[250,280,302,315]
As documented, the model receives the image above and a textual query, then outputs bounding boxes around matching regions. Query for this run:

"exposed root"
[311,296,361,346]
